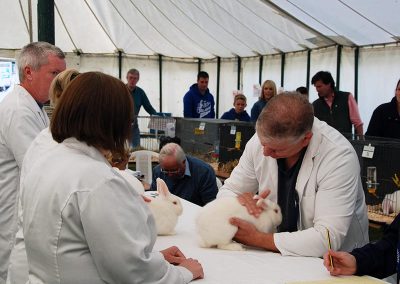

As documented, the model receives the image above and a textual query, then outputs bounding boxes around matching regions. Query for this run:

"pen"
[326,228,334,269]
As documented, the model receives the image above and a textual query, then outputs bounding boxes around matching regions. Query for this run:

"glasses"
[161,168,181,175]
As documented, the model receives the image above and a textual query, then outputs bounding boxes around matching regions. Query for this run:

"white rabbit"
[147,178,183,235]
[196,196,282,251]
[382,190,400,215]
[113,167,145,195]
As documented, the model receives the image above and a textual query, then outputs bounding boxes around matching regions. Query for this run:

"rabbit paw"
[217,242,245,251]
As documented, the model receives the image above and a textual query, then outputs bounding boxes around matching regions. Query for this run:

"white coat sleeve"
[7,108,46,167]
[79,177,191,283]
[274,146,361,257]
[218,135,261,198]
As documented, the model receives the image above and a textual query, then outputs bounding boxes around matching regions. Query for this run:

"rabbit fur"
[382,190,400,215]
[148,178,183,235]
[196,196,282,251]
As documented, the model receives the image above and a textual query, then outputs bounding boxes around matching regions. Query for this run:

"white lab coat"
[0,85,49,283]
[22,138,191,283]
[218,118,369,257]
[7,128,54,284]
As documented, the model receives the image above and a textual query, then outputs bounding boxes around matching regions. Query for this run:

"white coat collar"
[295,118,323,201]
[62,137,111,165]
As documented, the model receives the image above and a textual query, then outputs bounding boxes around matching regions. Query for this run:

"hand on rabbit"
[230,217,278,251]
[160,246,186,265]
[237,189,271,217]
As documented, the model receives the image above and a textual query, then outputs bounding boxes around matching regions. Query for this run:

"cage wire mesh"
[137,116,176,151]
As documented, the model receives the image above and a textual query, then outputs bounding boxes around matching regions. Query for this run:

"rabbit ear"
[156,178,171,198]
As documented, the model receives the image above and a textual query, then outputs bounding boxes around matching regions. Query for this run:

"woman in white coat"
[21,72,203,283]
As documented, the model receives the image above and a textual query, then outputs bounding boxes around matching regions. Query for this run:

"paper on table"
[286,275,387,284]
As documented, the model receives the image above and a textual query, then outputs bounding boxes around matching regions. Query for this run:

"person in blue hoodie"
[183,71,215,118]
[220,94,250,122]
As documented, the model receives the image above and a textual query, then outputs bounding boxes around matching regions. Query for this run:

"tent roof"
[3,0,400,58]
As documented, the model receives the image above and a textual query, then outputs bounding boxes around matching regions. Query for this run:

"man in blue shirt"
[126,69,158,148]
[183,71,215,118]
[151,143,218,206]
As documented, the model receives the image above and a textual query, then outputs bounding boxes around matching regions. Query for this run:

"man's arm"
[347,93,363,135]
[198,166,218,205]
[183,93,193,118]
[141,91,158,115]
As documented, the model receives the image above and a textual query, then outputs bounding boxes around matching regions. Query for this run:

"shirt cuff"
[176,266,193,283]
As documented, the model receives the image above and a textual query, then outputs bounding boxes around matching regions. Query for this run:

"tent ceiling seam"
[18,0,29,37]
[83,0,118,51]
[338,0,397,38]
[235,0,305,49]
[128,0,192,57]
[190,0,256,56]
[264,0,337,46]
[149,0,215,57]
[169,0,235,57]
[108,0,155,54]
[54,3,78,52]
[210,0,275,51]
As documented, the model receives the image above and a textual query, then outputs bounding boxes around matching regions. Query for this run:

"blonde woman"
[250,80,277,122]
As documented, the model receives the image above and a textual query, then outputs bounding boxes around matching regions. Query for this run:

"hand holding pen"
[323,249,357,276]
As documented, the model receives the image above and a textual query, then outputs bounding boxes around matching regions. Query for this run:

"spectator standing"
[183,71,215,118]
[0,42,66,282]
[220,94,250,122]
[126,68,158,148]
[365,79,400,139]
[296,86,309,100]
[151,143,218,206]
[251,80,277,122]
[312,71,363,136]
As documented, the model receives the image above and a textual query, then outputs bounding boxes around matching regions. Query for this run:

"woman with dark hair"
[366,79,400,139]
[22,72,203,283]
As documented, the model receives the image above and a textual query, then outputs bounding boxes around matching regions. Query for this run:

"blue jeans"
[131,123,141,148]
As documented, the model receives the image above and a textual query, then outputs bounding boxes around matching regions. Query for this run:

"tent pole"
[280,53,285,88]
[237,56,241,90]
[306,50,311,90]
[336,45,342,89]
[159,54,163,112]
[354,47,359,101]
[118,50,122,79]
[216,56,221,118]
[197,58,201,73]
[38,0,55,44]
[259,55,263,85]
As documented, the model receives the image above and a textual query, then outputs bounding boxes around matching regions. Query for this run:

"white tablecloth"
[153,198,345,284]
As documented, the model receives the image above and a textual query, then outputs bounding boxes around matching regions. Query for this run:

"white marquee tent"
[1,0,400,129]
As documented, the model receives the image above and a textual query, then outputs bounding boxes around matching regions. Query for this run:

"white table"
[153,198,347,284]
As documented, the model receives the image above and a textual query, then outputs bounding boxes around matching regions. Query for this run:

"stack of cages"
[175,118,255,173]
[136,114,176,151]
[348,135,400,224]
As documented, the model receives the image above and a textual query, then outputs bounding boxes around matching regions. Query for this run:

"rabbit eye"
[173,201,177,205]
[274,209,278,213]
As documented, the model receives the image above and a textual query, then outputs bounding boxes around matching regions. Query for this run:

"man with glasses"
[218,92,369,257]
[150,143,218,206]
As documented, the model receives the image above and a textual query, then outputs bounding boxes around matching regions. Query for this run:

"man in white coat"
[0,42,65,283]
[218,92,369,257]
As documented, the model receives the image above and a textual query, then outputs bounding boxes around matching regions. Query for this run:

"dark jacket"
[220,108,250,122]
[366,97,400,139]
[351,214,400,281]
[151,156,218,206]
[250,99,267,122]
[312,91,352,134]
